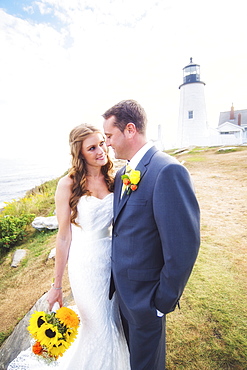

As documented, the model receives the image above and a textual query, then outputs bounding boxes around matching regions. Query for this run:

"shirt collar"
[128,141,153,170]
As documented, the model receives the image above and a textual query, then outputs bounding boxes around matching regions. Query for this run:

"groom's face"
[103,115,128,160]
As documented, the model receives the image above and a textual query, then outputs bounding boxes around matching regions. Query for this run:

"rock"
[173,148,189,155]
[217,147,236,152]
[0,291,74,369]
[11,249,27,268]
[48,248,56,259]
[31,216,58,230]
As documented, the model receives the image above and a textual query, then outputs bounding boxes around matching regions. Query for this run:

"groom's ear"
[125,122,136,138]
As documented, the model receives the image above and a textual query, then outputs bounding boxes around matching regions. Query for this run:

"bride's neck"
[86,167,103,179]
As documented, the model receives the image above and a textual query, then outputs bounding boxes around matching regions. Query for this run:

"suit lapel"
[114,165,130,222]
[114,166,125,219]
[114,192,129,221]
[135,145,158,183]
[114,146,158,222]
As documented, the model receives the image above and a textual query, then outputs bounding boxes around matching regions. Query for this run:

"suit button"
[113,233,118,237]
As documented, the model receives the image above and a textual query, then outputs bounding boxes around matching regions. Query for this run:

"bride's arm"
[47,175,72,310]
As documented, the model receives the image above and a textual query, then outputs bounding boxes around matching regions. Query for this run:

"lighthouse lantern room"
[183,58,200,84]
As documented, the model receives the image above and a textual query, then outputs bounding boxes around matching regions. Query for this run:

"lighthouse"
[177,58,208,147]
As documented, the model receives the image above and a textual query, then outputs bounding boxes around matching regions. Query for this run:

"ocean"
[0,157,70,209]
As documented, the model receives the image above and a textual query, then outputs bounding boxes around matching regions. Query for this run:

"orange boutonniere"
[121,170,141,195]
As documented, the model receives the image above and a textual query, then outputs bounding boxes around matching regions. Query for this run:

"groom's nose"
[105,137,111,147]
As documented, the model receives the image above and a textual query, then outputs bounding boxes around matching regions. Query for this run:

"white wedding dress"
[8,193,130,370]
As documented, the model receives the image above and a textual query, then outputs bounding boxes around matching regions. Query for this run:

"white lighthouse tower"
[177,58,208,147]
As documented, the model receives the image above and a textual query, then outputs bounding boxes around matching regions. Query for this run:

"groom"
[103,100,200,369]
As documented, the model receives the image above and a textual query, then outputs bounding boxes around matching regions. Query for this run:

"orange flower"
[56,307,80,328]
[123,178,131,185]
[32,341,43,355]
[130,184,138,191]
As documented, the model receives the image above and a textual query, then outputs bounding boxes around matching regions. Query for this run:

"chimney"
[238,113,241,126]
[230,103,234,120]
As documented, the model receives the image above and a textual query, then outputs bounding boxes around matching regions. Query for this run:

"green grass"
[0,330,13,346]
[0,230,56,287]
[184,155,205,162]
[166,241,247,369]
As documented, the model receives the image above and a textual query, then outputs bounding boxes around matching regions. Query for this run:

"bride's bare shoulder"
[57,174,73,191]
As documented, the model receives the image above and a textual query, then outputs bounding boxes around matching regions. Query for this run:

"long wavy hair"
[68,123,114,225]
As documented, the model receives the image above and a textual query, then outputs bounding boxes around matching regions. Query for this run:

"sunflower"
[48,340,70,358]
[28,311,47,337]
[36,322,63,348]
[64,327,78,343]
[56,307,80,328]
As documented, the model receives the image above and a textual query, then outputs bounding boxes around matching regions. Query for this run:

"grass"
[184,155,205,162]
[0,230,57,292]
[0,329,12,347]
[165,146,247,369]
[166,241,247,369]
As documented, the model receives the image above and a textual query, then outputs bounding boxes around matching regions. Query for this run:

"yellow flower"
[64,327,78,343]
[36,322,63,348]
[49,340,70,358]
[129,170,141,185]
[28,311,47,338]
[56,307,80,328]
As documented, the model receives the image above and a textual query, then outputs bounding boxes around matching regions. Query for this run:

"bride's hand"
[47,287,63,311]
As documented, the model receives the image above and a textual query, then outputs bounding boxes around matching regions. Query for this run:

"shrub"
[0,214,35,250]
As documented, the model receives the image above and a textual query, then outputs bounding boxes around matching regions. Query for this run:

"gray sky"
[1,0,246,160]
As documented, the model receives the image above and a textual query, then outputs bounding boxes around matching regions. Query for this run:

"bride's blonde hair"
[68,123,114,225]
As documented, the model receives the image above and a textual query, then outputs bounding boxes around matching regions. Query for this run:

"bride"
[8,124,130,369]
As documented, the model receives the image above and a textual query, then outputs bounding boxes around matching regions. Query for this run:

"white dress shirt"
[128,141,154,169]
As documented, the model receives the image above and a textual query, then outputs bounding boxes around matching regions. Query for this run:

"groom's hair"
[103,99,147,135]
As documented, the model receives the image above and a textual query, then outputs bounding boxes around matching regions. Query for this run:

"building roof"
[218,121,244,132]
[218,108,247,128]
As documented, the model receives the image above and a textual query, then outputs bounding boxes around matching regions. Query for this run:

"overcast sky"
[0,0,246,161]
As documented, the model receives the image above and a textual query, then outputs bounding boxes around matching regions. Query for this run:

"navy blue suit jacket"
[111,146,200,326]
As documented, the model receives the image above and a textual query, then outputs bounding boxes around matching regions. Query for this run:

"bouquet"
[28,304,80,363]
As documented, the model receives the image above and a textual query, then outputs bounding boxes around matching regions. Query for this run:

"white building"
[217,104,247,145]
[177,58,209,148]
